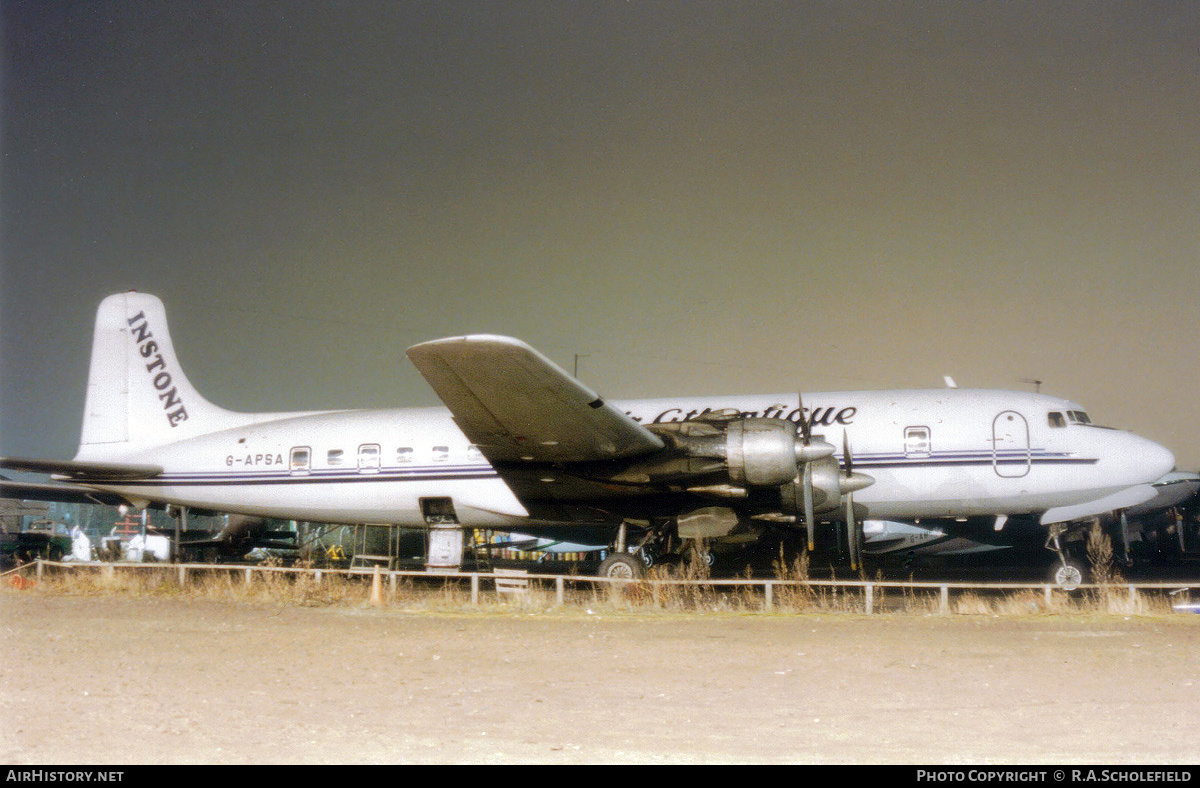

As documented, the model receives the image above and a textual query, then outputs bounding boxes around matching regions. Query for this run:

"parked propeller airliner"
[0,292,1177,581]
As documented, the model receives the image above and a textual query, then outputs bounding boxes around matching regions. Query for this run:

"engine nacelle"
[725,418,802,488]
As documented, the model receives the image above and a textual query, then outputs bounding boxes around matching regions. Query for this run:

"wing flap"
[406,335,664,463]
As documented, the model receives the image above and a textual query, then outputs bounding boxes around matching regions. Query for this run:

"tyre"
[598,552,644,579]
[1052,561,1085,591]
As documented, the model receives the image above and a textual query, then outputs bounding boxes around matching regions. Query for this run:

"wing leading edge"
[406,335,664,464]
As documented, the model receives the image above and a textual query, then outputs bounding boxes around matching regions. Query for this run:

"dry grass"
[3,557,1190,618]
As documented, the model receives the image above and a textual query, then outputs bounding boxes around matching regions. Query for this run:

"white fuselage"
[75,389,1175,529]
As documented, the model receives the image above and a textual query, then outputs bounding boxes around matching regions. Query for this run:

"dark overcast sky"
[2,1,1198,469]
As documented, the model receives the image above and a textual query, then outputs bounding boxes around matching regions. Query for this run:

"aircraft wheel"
[687,542,715,568]
[1053,561,1084,591]
[598,553,644,579]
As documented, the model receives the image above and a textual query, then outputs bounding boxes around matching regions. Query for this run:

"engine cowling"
[725,418,833,487]
[657,414,873,567]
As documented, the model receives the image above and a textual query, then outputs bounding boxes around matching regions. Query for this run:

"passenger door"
[992,411,1030,478]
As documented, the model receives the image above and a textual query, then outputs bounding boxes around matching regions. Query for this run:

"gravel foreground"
[2,592,1198,764]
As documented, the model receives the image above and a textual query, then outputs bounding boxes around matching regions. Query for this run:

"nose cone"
[1130,434,1175,483]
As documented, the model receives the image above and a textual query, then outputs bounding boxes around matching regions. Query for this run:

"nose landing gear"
[1046,524,1084,591]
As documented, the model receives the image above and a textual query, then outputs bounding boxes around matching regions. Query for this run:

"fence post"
[178,565,187,586]
[245,567,253,585]
[36,559,44,582]
[940,585,949,615]
[864,583,874,615]
[471,573,479,605]
[556,576,564,607]
[764,581,773,612]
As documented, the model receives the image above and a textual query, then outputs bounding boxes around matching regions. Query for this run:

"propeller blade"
[839,433,867,571]
[803,462,815,552]
[839,432,875,494]
[846,491,860,572]
[797,392,812,444]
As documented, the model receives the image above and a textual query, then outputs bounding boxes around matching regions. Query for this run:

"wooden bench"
[493,568,529,595]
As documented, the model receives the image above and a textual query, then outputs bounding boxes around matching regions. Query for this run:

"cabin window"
[327,449,345,466]
[432,445,450,462]
[358,443,381,472]
[904,426,931,457]
[1048,412,1066,428]
[290,446,311,474]
[396,447,414,464]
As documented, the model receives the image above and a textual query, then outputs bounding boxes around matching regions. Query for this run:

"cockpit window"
[1051,410,1095,427]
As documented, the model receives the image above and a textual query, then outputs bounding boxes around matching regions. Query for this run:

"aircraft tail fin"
[77,292,244,455]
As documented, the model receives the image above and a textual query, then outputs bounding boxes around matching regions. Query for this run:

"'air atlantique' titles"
[635,405,857,427]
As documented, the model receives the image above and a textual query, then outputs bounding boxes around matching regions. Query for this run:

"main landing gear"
[597,521,653,579]
[597,552,644,579]
[597,520,708,579]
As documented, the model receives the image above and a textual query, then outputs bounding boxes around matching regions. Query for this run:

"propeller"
[794,393,822,551]
[839,432,874,572]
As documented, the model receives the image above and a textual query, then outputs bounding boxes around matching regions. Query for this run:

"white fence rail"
[14,559,1200,614]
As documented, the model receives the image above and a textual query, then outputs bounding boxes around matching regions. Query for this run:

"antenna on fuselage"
[1019,378,1043,394]
[573,353,591,378]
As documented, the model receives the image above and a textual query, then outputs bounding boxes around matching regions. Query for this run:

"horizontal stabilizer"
[1,457,162,481]
[0,477,135,507]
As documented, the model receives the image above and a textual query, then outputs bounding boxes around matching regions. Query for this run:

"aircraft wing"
[1125,472,1200,517]
[1039,484,1158,526]
[406,335,665,463]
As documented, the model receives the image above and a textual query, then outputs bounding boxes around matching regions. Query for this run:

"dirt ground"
[2,591,1198,765]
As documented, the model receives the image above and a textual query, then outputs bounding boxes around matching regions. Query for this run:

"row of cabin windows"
[904,412,1089,458]
[287,444,482,472]
[283,419,1082,472]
